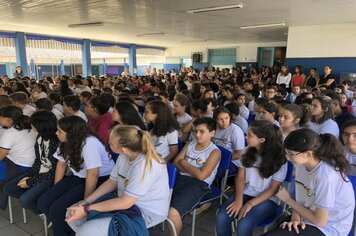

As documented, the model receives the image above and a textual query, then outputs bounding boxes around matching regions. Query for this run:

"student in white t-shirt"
[259,102,280,127]
[168,117,221,236]
[216,120,287,236]
[66,125,169,235]
[279,104,309,140]
[213,107,245,169]
[308,96,339,138]
[225,102,248,135]
[144,100,179,162]
[172,94,192,140]
[37,116,114,236]
[341,119,356,176]
[0,105,37,209]
[265,129,354,236]
[63,95,88,122]
[234,93,250,120]
[10,91,37,117]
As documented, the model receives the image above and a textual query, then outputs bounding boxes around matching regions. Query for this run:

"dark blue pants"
[0,159,28,210]
[4,173,52,214]
[216,194,278,236]
[37,175,108,236]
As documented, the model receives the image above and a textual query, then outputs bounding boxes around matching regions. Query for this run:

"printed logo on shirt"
[212,137,232,145]
[296,180,314,197]
[185,155,205,166]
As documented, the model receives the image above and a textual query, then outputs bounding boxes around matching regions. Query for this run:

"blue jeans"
[3,173,52,214]
[216,194,278,236]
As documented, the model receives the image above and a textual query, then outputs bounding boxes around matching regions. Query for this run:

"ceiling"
[0,0,356,48]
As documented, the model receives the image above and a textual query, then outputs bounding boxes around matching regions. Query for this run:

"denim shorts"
[170,173,210,217]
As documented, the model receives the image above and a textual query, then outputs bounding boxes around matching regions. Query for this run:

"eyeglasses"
[285,150,303,159]
[185,155,205,165]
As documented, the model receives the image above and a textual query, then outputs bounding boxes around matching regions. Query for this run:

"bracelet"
[83,204,91,216]
[247,201,254,207]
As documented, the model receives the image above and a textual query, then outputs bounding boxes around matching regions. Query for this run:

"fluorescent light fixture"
[68,22,104,28]
[136,33,165,37]
[186,4,243,14]
[240,22,286,29]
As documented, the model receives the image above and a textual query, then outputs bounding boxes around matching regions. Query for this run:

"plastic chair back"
[167,162,177,189]
[285,161,294,183]
[216,145,232,179]
[177,140,185,153]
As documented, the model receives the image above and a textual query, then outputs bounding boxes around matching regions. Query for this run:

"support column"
[30,59,35,79]
[82,39,92,77]
[103,58,107,75]
[14,32,28,76]
[129,44,137,76]
[60,60,65,76]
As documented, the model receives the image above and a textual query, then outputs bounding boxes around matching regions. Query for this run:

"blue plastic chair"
[177,140,186,153]
[158,162,178,236]
[256,161,294,233]
[191,145,232,236]
[348,175,356,236]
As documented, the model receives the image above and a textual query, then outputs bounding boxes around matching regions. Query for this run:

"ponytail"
[140,130,165,178]
[317,133,351,178]
[14,114,31,131]
[110,125,165,179]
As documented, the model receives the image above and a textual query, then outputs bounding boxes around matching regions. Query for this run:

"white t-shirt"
[176,113,192,139]
[75,110,88,122]
[276,73,292,88]
[110,153,169,228]
[37,92,47,99]
[345,148,356,176]
[307,119,339,138]
[51,108,64,120]
[23,104,37,117]
[239,105,250,120]
[295,161,354,236]
[181,141,220,186]
[53,104,64,114]
[0,127,37,167]
[151,130,178,159]
[54,136,114,178]
[213,123,245,167]
[241,149,287,204]
[233,115,248,135]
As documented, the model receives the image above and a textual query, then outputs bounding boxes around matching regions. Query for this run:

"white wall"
[287,23,356,58]
[165,41,286,63]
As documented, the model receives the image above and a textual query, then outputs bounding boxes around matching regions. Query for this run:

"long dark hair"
[57,116,101,172]
[30,110,58,141]
[284,128,350,179]
[242,120,286,178]
[146,100,179,137]
[0,105,31,131]
[114,101,146,130]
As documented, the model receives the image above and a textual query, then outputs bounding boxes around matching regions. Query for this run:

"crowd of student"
[0,63,355,236]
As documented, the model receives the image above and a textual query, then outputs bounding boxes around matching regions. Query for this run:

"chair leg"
[161,221,166,232]
[166,218,178,236]
[191,209,196,236]
[22,208,27,224]
[40,214,48,236]
[8,197,13,224]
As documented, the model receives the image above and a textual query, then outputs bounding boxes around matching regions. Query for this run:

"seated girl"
[85,96,113,144]
[213,106,245,170]
[168,117,221,236]
[0,105,37,209]
[259,102,280,127]
[342,119,356,176]
[112,101,146,130]
[4,110,59,214]
[264,129,354,236]
[172,93,192,141]
[279,104,310,140]
[66,125,169,236]
[216,120,287,236]
[144,100,179,162]
[37,116,115,236]
[308,96,339,138]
